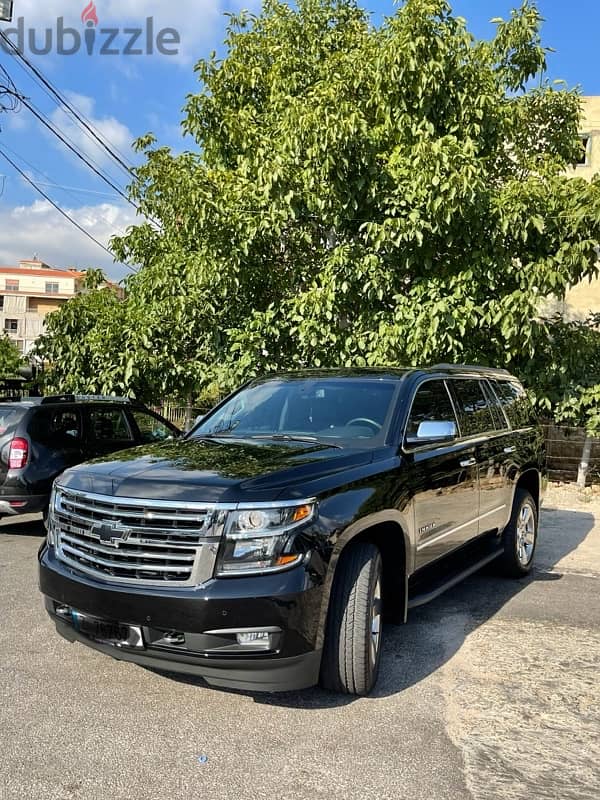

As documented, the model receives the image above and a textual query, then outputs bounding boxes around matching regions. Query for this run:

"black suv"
[39,367,546,695]
[0,396,179,518]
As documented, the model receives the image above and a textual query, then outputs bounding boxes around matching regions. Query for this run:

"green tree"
[33,270,133,396]
[40,0,600,431]
[0,335,23,378]
[112,1,600,393]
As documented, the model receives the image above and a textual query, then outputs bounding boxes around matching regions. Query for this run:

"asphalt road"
[0,488,599,800]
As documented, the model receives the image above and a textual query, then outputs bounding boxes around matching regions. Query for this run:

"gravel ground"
[0,484,598,800]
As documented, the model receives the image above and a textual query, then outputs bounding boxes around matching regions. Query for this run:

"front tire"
[320,542,383,696]
[499,489,538,577]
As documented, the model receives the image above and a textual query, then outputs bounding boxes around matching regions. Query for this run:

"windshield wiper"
[250,434,343,449]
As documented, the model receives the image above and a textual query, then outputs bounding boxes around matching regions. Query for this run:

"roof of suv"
[0,395,141,408]
[264,365,513,381]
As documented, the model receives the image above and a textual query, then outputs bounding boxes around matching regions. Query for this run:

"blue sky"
[0,0,598,279]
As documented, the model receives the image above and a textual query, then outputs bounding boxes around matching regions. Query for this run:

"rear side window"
[28,408,82,445]
[492,381,532,429]
[406,380,457,437]
[450,379,495,437]
[0,406,26,438]
[89,409,134,442]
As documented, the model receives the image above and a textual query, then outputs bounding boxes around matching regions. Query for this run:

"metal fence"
[153,405,204,432]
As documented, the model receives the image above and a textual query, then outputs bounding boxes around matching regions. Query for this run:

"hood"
[58,437,375,503]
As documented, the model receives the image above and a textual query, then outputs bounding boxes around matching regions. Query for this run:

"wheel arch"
[514,468,541,513]
[315,512,411,650]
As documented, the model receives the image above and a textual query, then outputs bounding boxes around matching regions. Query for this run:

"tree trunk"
[577,435,593,489]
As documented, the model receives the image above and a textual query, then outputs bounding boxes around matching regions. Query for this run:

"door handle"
[503,447,516,454]
[460,458,477,468]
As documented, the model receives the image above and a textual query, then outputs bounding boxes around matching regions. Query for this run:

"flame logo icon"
[81,1,99,27]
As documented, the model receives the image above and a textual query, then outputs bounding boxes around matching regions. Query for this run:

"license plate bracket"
[71,611,144,649]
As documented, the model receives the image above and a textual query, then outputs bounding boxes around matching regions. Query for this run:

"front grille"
[52,487,220,587]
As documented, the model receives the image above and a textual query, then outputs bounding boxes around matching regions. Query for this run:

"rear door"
[448,378,510,537]
[403,379,480,570]
[83,406,136,459]
[25,406,85,490]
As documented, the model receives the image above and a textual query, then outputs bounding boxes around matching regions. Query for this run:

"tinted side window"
[130,411,173,444]
[89,409,134,442]
[492,381,532,429]
[482,380,509,431]
[406,380,457,438]
[29,408,82,445]
[450,379,495,437]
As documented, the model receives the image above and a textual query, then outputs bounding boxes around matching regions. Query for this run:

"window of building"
[0,296,4,310]
[576,135,591,166]
[4,319,18,333]
[5,280,19,292]
[45,282,60,294]
[27,298,38,312]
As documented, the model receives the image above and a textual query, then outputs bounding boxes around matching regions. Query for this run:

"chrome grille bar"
[52,486,220,587]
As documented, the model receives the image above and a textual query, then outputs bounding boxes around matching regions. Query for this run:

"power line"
[15,92,137,209]
[0,140,132,237]
[0,29,134,178]
[0,144,137,271]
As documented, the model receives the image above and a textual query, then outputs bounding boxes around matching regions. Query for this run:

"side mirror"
[406,420,457,446]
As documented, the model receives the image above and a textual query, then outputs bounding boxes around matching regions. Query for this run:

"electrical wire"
[0,29,134,178]
[0,140,132,237]
[14,93,137,208]
[0,64,21,112]
[0,145,138,271]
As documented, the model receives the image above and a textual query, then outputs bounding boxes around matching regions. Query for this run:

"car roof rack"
[429,363,511,376]
[40,395,133,405]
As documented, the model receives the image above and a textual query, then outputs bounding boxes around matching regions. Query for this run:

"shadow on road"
[243,505,595,709]
[0,514,45,538]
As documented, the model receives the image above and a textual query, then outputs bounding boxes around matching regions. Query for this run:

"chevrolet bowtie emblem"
[91,520,132,548]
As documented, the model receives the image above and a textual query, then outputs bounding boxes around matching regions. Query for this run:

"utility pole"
[0,2,14,23]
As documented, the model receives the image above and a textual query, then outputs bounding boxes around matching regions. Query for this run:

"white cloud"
[0,199,138,280]
[49,91,135,171]
[2,0,229,65]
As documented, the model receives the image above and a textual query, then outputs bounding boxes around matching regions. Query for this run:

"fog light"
[236,631,271,646]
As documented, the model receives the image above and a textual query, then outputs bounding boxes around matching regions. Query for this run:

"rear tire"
[498,489,538,577]
[320,542,383,696]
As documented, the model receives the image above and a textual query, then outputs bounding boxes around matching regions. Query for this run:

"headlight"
[216,501,316,576]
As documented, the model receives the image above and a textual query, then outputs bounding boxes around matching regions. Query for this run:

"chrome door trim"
[416,504,507,551]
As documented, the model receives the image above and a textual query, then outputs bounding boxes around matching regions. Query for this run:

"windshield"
[191,378,399,446]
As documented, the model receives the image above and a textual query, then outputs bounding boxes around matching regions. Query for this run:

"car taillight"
[8,438,28,469]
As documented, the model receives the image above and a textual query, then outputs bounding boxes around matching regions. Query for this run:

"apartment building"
[0,259,84,354]
[564,96,600,318]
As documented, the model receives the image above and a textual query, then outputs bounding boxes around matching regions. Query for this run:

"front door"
[403,379,480,571]
[84,407,136,459]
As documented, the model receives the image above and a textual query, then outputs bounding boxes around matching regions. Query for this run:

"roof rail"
[430,363,512,376]
[41,395,133,405]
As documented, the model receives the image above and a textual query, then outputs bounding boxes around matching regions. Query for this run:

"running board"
[407,547,504,609]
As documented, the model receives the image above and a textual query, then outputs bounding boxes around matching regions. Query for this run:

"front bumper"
[39,545,324,692]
